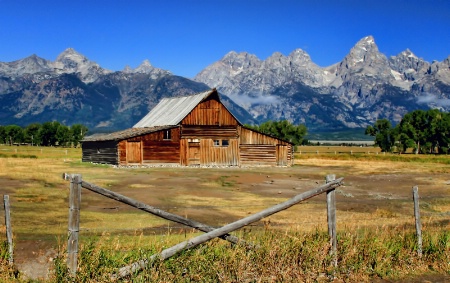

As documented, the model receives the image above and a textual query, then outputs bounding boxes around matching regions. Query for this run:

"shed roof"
[82,126,177,142]
[133,88,218,128]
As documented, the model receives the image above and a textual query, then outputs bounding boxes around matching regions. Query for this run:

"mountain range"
[1,36,449,133]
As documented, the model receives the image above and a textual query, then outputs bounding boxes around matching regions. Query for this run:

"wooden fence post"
[3,195,13,265]
[326,174,337,266]
[412,186,422,257]
[68,174,81,275]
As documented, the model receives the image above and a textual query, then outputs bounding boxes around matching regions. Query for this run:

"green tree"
[246,120,307,145]
[24,123,42,146]
[0,126,6,144]
[56,124,71,147]
[70,124,89,147]
[5,125,24,145]
[434,112,450,153]
[397,109,444,154]
[39,121,61,146]
[365,119,396,152]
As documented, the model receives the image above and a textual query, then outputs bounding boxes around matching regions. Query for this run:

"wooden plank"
[68,174,81,276]
[3,195,13,265]
[114,177,344,279]
[181,126,238,138]
[413,186,422,257]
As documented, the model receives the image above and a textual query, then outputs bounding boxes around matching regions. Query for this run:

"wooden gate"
[126,141,141,164]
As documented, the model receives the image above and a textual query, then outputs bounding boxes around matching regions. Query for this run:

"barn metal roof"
[133,89,216,128]
[82,126,177,142]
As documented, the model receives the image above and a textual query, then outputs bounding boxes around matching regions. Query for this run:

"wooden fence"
[0,176,426,279]
[63,173,344,278]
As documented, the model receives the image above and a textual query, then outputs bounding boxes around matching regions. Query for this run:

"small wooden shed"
[82,89,294,166]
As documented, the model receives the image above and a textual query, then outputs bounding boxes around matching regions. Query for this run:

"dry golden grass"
[0,144,449,237]
[1,145,449,282]
[296,156,450,174]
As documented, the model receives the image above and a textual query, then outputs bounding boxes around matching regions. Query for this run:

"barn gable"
[133,89,237,127]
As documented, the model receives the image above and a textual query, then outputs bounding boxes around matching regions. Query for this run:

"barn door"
[276,145,288,166]
[188,141,200,165]
[127,141,142,164]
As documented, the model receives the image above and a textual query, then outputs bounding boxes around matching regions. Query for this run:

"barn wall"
[118,128,181,165]
[181,125,238,139]
[240,144,276,166]
[239,127,293,166]
[199,138,239,166]
[82,140,119,165]
[181,97,238,126]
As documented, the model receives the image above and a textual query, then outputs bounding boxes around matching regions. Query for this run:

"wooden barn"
[82,89,294,166]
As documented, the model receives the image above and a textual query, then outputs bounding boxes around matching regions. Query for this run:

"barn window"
[213,140,229,147]
[163,130,171,140]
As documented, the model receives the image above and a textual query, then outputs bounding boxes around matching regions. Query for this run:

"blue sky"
[1,0,449,78]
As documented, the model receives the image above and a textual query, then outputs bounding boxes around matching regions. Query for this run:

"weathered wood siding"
[178,95,241,166]
[239,126,290,145]
[200,139,239,166]
[240,144,276,166]
[180,139,188,166]
[142,128,180,164]
[82,140,119,164]
[180,138,239,166]
[126,141,141,163]
[118,128,181,165]
[239,127,293,166]
[181,96,238,126]
[181,125,238,138]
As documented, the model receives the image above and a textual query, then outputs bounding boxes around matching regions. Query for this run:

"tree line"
[365,109,450,154]
[0,122,88,147]
[245,120,308,145]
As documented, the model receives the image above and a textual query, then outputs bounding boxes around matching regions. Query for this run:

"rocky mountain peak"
[54,48,90,71]
[400,48,418,59]
[344,35,382,67]
[265,52,288,68]
[389,48,429,81]
[0,54,51,77]
[122,65,133,73]
[288,49,312,64]
[134,59,153,73]
[51,48,111,83]
[221,51,262,72]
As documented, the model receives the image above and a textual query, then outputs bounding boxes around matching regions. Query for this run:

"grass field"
[0,145,449,282]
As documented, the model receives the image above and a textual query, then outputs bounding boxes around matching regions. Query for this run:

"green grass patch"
[0,153,38,159]
[217,176,236,187]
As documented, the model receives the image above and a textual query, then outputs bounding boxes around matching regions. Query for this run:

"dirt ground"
[3,160,450,281]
